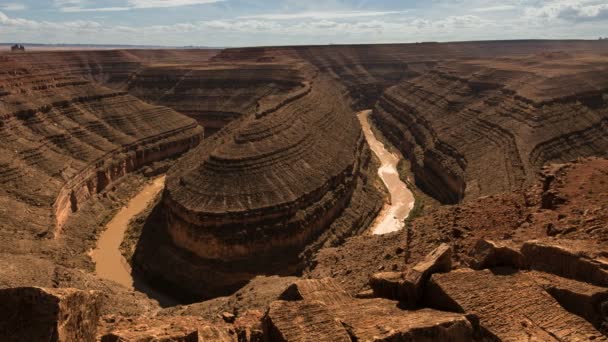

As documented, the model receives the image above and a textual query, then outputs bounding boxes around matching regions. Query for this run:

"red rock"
[427,269,607,340]
[266,278,472,341]
[530,270,608,332]
[98,315,235,342]
[0,287,100,342]
[522,239,608,286]
[469,239,527,270]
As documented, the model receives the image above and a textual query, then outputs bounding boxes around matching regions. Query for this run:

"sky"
[0,0,607,47]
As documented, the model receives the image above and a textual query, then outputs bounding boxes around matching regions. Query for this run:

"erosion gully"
[91,110,414,306]
[357,110,416,235]
[90,175,177,306]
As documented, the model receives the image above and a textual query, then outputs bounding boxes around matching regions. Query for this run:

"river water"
[90,176,177,307]
[357,110,415,235]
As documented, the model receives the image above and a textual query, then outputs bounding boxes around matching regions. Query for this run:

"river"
[357,110,416,235]
[90,175,176,306]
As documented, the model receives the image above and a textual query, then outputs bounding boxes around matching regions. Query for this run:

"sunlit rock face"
[0,51,203,237]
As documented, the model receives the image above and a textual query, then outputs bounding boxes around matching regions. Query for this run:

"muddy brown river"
[358,110,415,235]
[91,176,166,290]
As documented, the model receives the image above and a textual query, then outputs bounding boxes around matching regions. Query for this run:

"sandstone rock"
[98,315,235,342]
[264,300,352,342]
[369,271,407,301]
[427,268,607,340]
[530,271,608,332]
[522,239,608,286]
[137,72,382,299]
[402,243,452,303]
[368,244,453,306]
[0,287,100,342]
[234,310,263,342]
[266,278,472,341]
[405,243,452,283]
[469,239,527,270]
[222,312,236,323]
[279,278,352,305]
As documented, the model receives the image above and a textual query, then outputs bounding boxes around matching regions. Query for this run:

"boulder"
[0,287,100,342]
[278,278,352,305]
[522,239,608,286]
[264,300,352,342]
[98,315,235,342]
[427,268,607,341]
[234,310,264,342]
[266,278,473,341]
[368,244,453,306]
[405,243,452,286]
[469,239,527,270]
[369,271,409,301]
[530,271,608,332]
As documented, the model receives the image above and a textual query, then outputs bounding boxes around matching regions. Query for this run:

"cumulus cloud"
[525,0,608,22]
[3,1,608,46]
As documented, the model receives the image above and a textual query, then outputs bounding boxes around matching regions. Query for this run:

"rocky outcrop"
[0,52,203,238]
[265,278,473,341]
[371,54,608,203]
[0,287,101,342]
[522,239,608,287]
[469,239,527,270]
[98,315,235,342]
[427,269,607,341]
[126,63,304,135]
[369,243,452,306]
[530,271,608,332]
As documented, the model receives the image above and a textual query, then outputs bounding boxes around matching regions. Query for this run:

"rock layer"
[0,287,100,342]
[135,57,382,298]
[0,51,203,237]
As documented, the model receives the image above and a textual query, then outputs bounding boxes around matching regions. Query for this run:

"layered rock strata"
[134,63,383,299]
[126,63,305,135]
[0,52,203,237]
[0,287,101,342]
[427,268,607,341]
[372,54,608,203]
[265,278,473,341]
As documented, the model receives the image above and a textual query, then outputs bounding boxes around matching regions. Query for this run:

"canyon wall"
[287,41,608,203]
[125,63,304,135]
[0,51,203,238]
[373,56,608,203]
[134,57,384,300]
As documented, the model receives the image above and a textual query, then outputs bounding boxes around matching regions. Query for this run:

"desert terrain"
[0,40,608,341]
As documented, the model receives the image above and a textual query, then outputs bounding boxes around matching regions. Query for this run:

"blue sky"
[0,0,607,46]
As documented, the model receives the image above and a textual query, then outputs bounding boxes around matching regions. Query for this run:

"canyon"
[0,40,607,341]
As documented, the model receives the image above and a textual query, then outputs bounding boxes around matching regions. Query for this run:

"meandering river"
[90,110,412,304]
[90,175,176,306]
[357,110,416,235]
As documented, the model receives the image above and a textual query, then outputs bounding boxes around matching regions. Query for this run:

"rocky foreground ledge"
[3,236,607,341]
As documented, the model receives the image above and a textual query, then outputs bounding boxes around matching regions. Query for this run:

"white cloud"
[0,3,27,11]
[0,11,40,28]
[525,0,608,22]
[60,6,131,12]
[127,0,224,9]
[473,5,517,13]
[55,0,224,12]
[239,10,408,20]
[3,1,608,46]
